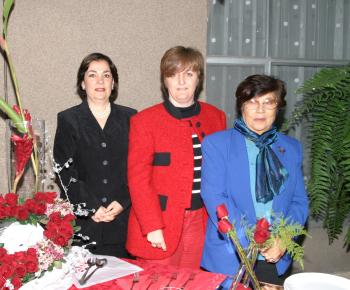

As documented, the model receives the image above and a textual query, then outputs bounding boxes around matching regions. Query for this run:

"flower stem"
[228,231,261,290]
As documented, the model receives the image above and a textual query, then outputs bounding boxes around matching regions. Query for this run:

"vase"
[6,119,45,199]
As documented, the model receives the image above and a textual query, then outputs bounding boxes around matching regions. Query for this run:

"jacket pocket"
[158,194,168,211]
[152,152,171,166]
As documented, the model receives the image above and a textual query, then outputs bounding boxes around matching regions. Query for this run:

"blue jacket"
[200,128,309,276]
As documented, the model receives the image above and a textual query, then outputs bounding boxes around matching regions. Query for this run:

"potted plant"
[283,65,350,248]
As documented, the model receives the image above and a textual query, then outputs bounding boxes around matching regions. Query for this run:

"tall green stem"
[228,231,261,290]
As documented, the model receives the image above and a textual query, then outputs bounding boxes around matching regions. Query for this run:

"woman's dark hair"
[235,74,286,115]
[76,52,119,102]
[160,46,204,100]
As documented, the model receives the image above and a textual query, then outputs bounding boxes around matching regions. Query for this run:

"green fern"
[284,65,350,248]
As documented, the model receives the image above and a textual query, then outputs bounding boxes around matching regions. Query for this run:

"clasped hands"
[91,201,123,222]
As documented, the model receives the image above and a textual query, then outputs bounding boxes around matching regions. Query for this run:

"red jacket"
[126,101,226,259]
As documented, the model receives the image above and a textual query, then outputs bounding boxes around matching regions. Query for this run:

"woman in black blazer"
[54,53,136,257]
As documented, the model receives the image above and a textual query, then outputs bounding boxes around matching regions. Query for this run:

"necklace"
[90,103,111,119]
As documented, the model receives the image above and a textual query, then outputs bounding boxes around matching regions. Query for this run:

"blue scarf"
[234,118,288,203]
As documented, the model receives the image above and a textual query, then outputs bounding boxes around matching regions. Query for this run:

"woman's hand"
[104,201,124,221]
[91,201,123,222]
[147,229,167,251]
[91,206,107,222]
[260,238,286,263]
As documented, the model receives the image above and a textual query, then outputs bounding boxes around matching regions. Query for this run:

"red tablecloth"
[68,259,226,290]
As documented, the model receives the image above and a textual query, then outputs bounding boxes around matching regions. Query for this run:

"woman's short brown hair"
[76,52,119,102]
[160,46,204,100]
[235,74,286,115]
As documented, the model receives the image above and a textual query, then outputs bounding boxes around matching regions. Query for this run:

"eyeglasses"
[244,98,278,111]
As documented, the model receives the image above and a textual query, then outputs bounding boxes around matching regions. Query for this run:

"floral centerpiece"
[216,204,308,290]
[0,191,77,289]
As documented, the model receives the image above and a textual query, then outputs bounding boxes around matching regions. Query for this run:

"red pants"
[138,209,205,269]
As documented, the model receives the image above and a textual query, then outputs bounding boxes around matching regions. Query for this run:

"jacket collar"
[162,99,201,119]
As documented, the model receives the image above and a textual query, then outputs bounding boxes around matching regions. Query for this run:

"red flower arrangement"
[0,192,76,290]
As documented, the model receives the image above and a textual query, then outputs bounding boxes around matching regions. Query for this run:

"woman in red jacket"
[126,46,226,268]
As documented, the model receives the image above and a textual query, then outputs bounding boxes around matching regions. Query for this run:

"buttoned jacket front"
[54,100,136,245]
[126,101,226,259]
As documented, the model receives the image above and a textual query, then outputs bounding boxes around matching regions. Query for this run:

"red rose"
[0,205,7,219]
[25,260,38,273]
[218,219,233,234]
[63,213,76,222]
[0,248,7,260]
[49,211,62,223]
[26,248,37,257]
[256,218,270,231]
[15,264,27,278]
[33,202,46,215]
[16,206,29,221]
[54,234,68,247]
[11,276,22,289]
[0,195,5,205]
[9,205,18,217]
[4,193,18,206]
[45,192,57,204]
[14,251,26,262]
[216,204,229,219]
[24,199,36,212]
[254,228,270,245]
[59,223,74,239]
[0,264,14,278]
[34,192,46,202]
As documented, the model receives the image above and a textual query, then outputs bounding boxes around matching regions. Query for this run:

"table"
[68,259,226,290]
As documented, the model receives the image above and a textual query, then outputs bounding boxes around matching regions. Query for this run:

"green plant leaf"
[2,0,15,38]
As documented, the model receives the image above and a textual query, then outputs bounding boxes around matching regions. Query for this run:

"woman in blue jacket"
[200,75,308,285]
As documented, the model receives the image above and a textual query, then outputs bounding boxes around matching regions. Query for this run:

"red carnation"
[10,134,33,176]
[4,193,18,206]
[216,204,229,219]
[218,219,233,234]
[256,218,270,231]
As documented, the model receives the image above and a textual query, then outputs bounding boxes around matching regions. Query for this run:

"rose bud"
[218,219,233,234]
[216,204,229,219]
[256,218,270,231]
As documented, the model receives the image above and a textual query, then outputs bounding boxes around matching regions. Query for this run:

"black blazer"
[54,99,136,246]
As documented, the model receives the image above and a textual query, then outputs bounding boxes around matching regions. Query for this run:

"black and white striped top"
[192,134,202,195]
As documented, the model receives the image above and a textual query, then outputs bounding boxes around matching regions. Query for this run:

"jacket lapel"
[228,130,257,223]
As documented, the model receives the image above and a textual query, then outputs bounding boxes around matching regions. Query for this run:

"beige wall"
[0,1,207,192]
